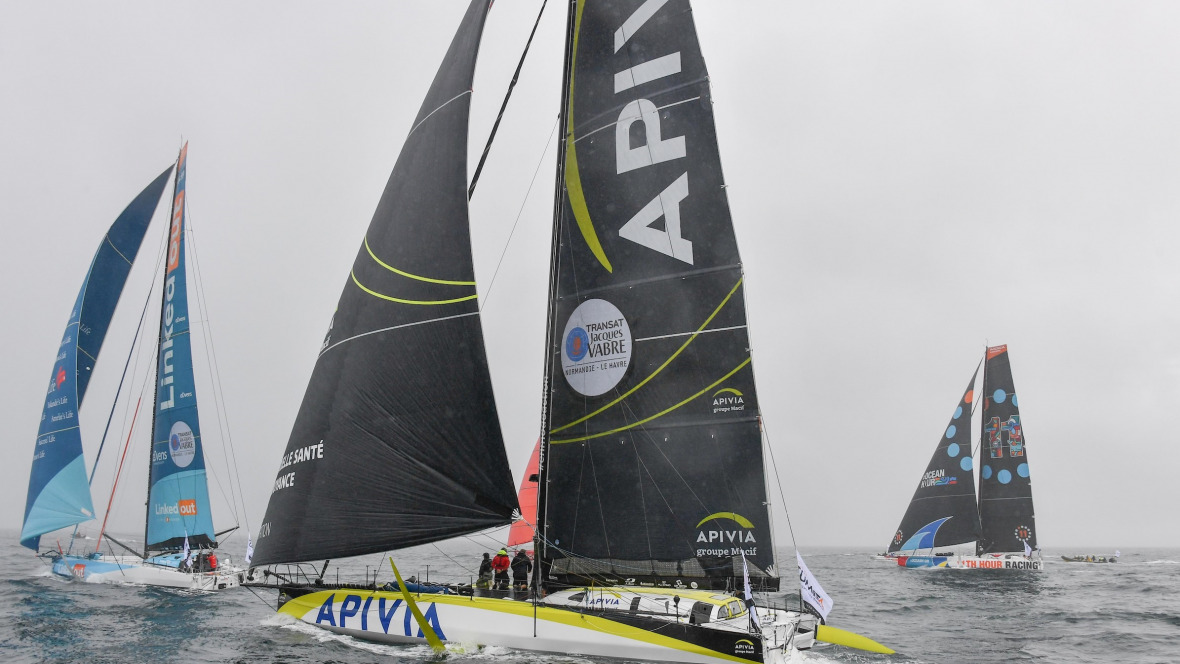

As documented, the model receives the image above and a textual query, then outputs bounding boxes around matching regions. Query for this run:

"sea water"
[1,529,1176,663]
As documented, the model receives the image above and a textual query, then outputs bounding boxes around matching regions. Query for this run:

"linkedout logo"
[561,299,631,397]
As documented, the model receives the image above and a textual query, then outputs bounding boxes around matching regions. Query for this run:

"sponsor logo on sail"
[560,299,631,397]
[919,468,957,488]
[695,512,757,557]
[1014,524,1033,542]
[711,388,745,414]
[169,421,197,468]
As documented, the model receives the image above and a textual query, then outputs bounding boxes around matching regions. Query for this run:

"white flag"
[1115,550,1121,558]
[244,533,255,567]
[182,531,191,567]
[740,551,761,628]
[1024,541,1032,557]
[797,552,833,621]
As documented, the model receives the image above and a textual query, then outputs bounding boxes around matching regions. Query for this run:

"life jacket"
[491,554,510,573]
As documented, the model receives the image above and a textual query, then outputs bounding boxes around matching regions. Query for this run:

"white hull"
[52,554,246,590]
[276,586,815,664]
[895,552,1043,570]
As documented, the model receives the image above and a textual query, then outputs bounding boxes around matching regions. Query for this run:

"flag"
[1115,550,1121,558]
[181,531,191,568]
[797,552,833,621]
[740,551,761,629]
[245,533,255,567]
[1024,541,1032,557]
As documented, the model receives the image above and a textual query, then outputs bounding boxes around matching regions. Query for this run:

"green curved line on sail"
[712,387,743,398]
[550,277,744,434]
[550,356,752,445]
[364,236,476,286]
[351,271,477,306]
[564,0,612,273]
[695,512,755,529]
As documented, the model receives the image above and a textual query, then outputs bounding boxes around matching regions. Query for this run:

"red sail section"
[507,440,540,549]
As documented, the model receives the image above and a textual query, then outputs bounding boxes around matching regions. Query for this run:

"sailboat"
[888,344,1043,570]
[248,1,891,661]
[21,144,247,590]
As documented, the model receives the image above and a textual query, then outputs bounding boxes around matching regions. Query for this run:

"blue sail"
[21,167,174,551]
[146,144,215,551]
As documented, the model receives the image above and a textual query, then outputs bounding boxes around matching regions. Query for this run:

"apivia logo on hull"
[312,593,447,640]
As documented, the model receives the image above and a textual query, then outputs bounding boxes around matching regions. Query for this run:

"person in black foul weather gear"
[511,549,532,593]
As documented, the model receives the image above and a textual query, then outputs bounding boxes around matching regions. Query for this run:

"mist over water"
[2,531,1176,664]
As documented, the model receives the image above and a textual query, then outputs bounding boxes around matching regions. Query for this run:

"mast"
[535,0,579,594]
[145,146,183,557]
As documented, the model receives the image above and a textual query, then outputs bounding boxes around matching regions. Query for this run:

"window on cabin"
[727,600,746,618]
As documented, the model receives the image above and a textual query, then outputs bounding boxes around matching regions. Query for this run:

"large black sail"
[888,371,982,553]
[538,0,776,589]
[977,345,1037,554]
[251,0,517,567]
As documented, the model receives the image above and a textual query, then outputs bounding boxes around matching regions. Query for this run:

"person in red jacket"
[490,548,511,590]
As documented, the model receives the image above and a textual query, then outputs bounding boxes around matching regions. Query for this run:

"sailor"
[491,548,511,590]
[208,551,218,571]
[475,552,492,590]
[511,550,532,593]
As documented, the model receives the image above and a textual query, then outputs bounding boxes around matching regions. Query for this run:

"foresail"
[251,0,517,567]
[146,144,216,552]
[539,0,776,589]
[506,439,540,549]
[21,166,173,550]
[977,344,1036,553]
[888,370,982,553]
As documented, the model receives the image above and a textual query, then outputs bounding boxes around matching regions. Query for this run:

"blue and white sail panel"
[21,166,173,551]
[898,517,954,551]
[146,144,215,552]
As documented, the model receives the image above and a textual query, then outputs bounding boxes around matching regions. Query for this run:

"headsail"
[21,166,173,550]
[251,0,517,567]
[506,439,540,549]
[539,0,777,589]
[146,143,217,552]
[888,371,982,553]
[977,344,1036,553]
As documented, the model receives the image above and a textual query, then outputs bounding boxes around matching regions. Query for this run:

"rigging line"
[408,90,472,140]
[184,204,248,533]
[759,418,797,554]
[479,114,560,314]
[468,0,548,200]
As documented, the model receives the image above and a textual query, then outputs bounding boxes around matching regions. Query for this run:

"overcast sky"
[2,1,1178,554]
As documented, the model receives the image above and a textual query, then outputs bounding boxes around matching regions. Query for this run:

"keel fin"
[814,624,895,654]
[388,557,445,653]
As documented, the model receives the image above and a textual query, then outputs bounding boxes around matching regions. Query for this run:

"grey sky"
[2,2,1178,552]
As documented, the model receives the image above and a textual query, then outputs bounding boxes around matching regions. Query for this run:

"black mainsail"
[251,0,517,567]
[537,0,777,589]
[887,371,982,553]
[977,344,1036,554]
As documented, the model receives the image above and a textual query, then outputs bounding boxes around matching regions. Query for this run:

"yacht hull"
[276,587,813,664]
[50,554,245,590]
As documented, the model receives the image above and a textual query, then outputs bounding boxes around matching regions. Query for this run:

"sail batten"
[21,166,173,550]
[251,0,517,568]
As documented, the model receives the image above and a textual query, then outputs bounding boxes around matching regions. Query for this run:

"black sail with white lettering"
[251,0,517,567]
[887,371,982,553]
[977,345,1037,554]
[537,0,777,589]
